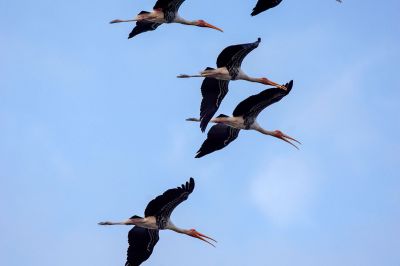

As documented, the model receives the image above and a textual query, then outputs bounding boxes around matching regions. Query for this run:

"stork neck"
[174,16,196,26]
[241,74,261,83]
[254,125,274,136]
[168,224,189,235]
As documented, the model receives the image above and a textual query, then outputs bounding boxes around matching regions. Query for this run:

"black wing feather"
[200,76,230,132]
[153,0,185,13]
[195,123,240,158]
[144,178,195,218]
[233,80,293,120]
[128,20,162,39]
[251,0,283,16]
[125,226,159,266]
[216,38,261,69]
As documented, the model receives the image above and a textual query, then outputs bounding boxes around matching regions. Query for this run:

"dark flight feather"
[153,0,185,11]
[216,38,261,70]
[144,178,195,218]
[251,0,283,16]
[125,226,159,266]
[195,123,240,158]
[128,14,162,39]
[153,0,185,22]
[200,75,230,132]
[233,80,293,120]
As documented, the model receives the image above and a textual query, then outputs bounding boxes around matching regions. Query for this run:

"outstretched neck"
[167,223,189,235]
[254,125,274,136]
[174,16,196,26]
[240,73,261,83]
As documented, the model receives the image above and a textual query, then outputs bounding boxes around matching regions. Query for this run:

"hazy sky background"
[1,0,399,265]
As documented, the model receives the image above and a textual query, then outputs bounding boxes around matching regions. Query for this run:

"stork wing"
[251,0,283,16]
[128,20,162,39]
[200,74,230,132]
[233,80,293,120]
[153,0,185,13]
[216,38,261,70]
[144,178,195,218]
[195,120,241,158]
[125,226,160,266]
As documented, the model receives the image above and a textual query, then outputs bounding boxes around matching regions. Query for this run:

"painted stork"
[187,80,300,158]
[178,38,289,132]
[110,0,223,39]
[98,178,216,266]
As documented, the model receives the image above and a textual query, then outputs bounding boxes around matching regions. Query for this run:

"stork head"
[195,20,223,32]
[272,130,301,149]
[187,229,217,247]
[259,78,287,90]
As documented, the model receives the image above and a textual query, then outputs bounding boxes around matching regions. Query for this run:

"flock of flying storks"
[99,0,342,265]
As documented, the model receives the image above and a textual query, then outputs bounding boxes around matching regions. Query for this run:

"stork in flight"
[251,0,342,16]
[178,38,289,132]
[110,0,223,39]
[187,81,300,158]
[98,178,216,266]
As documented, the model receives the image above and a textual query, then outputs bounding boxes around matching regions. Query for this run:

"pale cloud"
[249,54,382,227]
[250,155,318,226]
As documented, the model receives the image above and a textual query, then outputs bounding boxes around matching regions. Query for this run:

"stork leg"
[177,74,203,78]
[186,118,201,122]
[110,19,138,24]
[98,220,131,225]
[186,117,231,124]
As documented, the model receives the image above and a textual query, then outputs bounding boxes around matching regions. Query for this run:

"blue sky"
[1,0,400,265]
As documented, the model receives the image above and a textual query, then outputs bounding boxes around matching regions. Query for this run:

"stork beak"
[260,78,287,91]
[203,22,223,32]
[192,230,217,247]
[275,132,301,150]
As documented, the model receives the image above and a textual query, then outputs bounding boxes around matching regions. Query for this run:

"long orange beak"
[192,231,217,247]
[260,78,287,91]
[203,22,223,32]
[277,133,301,150]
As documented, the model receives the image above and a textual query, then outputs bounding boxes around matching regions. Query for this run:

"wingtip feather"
[195,152,203,158]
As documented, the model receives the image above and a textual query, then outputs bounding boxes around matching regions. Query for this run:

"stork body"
[110,0,222,39]
[187,81,300,158]
[99,178,216,266]
[178,38,289,132]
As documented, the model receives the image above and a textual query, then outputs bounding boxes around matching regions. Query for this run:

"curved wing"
[200,74,230,132]
[233,80,293,121]
[195,121,240,158]
[251,0,283,16]
[216,38,261,71]
[153,0,185,11]
[153,0,185,22]
[125,226,160,266]
[144,178,195,219]
[128,11,162,39]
